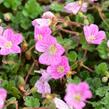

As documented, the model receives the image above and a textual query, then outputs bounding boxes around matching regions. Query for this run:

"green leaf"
[86,77,102,92]
[96,86,109,97]
[22,0,43,19]
[67,76,81,84]
[97,41,109,59]
[101,93,109,107]
[50,2,64,12]
[24,96,40,107]
[3,0,21,10]
[95,62,108,76]
[67,51,77,62]
[57,37,78,50]
[87,14,94,24]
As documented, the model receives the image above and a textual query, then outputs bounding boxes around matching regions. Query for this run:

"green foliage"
[97,41,109,59]
[22,0,43,19]
[95,62,108,76]
[24,96,40,107]
[3,0,21,10]
[67,51,78,62]
[50,2,64,12]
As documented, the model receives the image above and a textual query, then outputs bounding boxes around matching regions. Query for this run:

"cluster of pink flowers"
[0,26,23,55]
[0,88,7,109]
[0,26,23,108]
[0,6,105,109]
[33,11,70,96]
[33,11,92,109]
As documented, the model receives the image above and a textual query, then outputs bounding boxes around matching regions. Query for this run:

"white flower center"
[78,0,82,5]
[4,41,12,49]
[57,66,65,73]
[49,44,57,55]
[88,35,96,41]
[37,34,43,40]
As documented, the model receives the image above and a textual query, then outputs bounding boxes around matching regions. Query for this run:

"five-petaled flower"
[64,82,92,109]
[64,1,88,15]
[83,24,106,45]
[47,56,70,79]
[0,27,23,55]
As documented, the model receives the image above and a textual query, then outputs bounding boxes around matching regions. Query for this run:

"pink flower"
[42,11,55,20]
[0,88,7,109]
[0,28,23,55]
[83,24,106,45]
[35,70,51,97]
[47,56,70,79]
[40,69,52,81]
[64,82,92,109]
[37,36,65,65]
[34,26,51,41]
[64,1,88,15]
[32,18,51,27]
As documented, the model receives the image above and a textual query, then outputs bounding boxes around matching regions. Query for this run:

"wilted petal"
[53,97,70,109]
[32,18,51,27]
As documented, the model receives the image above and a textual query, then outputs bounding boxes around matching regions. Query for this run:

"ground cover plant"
[0,0,109,109]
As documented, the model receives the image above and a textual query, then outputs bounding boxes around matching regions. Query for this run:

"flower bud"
[21,41,28,52]
[46,94,53,100]
[25,50,32,60]
[102,76,108,83]
[4,13,11,21]
[84,18,89,25]
[42,11,57,25]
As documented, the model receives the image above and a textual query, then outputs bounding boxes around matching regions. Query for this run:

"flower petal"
[53,97,70,109]
[0,48,11,55]
[3,28,23,44]
[11,45,21,53]
[39,52,62,65]
[64,2,80,14]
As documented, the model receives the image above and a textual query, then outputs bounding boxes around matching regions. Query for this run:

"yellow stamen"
[74,94,81,102]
